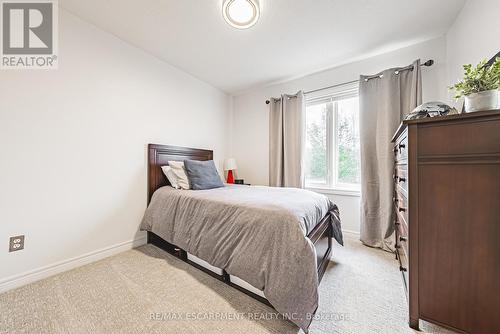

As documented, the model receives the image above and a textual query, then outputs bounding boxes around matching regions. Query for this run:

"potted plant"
[450,57,500,112]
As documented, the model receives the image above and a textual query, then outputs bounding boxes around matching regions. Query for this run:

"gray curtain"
[269,91,305,188]
[359,60,422,251]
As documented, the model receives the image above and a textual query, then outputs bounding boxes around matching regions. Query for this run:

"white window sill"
[306,187,361,197]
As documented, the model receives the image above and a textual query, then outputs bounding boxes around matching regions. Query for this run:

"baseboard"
[0,236,147,294]
[342,229,360,238]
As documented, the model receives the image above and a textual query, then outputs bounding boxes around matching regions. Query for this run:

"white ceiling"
[60,0,465,94]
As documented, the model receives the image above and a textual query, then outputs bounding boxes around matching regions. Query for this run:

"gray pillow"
[183,160,224,190]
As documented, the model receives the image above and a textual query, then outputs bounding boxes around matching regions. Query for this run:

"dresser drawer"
[394,164,408,195]
[418,118,500,157]
[393,131,408,162]
[394,190,408,225]
[396,216,408,255]
[396,244,409,294]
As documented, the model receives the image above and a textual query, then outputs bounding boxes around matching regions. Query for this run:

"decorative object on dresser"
[223,158,237,183]
[404,102,458,120]
[449,56,500,113]
[391,109,500,334]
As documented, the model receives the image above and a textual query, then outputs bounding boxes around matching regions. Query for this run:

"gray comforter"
[140,185,343,331]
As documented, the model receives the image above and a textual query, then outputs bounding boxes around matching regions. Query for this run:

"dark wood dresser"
[391,109,500,334]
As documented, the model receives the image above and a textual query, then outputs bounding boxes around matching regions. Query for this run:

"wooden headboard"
[147,144,213,204]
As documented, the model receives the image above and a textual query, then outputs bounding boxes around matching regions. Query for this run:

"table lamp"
[224,158,237,184]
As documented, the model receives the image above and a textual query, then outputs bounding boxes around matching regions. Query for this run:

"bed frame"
[146,143,333,305]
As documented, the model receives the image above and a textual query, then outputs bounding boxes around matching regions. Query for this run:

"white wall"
[0,9,230,289]
[446,0,500,108]
[231,37,448,233]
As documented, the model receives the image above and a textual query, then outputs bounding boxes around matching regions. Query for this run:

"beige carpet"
[0,236,455,334]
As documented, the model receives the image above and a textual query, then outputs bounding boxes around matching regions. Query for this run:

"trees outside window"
[305,87,360,191]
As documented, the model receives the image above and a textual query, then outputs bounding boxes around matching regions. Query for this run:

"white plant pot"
[464,90,500,113]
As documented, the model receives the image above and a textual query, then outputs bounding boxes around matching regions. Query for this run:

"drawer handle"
[400,266,408,272]
[400,236,407,242]
[399,143,406,150]
[398,177,406,183]
[393,197,399,203]
[398,207,407,213]
[395,221,400,226]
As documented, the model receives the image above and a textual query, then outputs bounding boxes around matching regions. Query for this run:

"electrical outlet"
[9,235,24,252]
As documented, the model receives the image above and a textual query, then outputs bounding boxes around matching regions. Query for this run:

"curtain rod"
[265,59,434,104]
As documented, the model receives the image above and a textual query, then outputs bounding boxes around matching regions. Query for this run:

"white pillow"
[161,165,180,189]
[168,161,190,190]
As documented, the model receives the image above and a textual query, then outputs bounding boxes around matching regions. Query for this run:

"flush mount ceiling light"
[223,0,260,29]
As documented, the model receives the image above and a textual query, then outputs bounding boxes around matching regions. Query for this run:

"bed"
[141,144,343,331]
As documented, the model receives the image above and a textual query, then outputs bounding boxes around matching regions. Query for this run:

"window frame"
[304,83,360,194]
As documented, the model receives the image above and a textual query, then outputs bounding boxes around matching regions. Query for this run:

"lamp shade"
[224,158,237,171]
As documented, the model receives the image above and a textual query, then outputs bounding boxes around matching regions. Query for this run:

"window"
[304,84,360,192]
